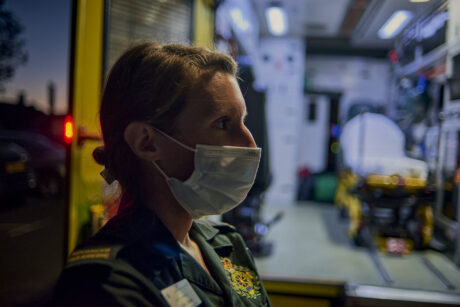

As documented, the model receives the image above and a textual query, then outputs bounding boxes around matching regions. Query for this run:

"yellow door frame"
[193,0,215,48]
[67,0,105,256]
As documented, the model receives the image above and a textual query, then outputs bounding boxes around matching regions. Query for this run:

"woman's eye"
[215,118,229,129]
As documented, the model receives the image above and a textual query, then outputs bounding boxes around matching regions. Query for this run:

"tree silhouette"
[0,0,27,92]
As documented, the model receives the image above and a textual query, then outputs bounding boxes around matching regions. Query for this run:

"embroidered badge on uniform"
[220,257,261,299]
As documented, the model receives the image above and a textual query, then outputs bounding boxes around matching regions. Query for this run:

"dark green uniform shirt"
[52,204,271,306]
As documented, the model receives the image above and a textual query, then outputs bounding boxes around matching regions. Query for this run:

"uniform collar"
[191,220,219,240]
[104,205,236,257]
[191,220,234,255]
[189,220,236,299]
[103,207,233,297]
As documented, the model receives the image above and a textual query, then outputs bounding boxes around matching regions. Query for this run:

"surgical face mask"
[152,129,261,219]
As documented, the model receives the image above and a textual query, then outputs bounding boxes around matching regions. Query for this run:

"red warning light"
[64,115,74,144]
[389,49,398,64]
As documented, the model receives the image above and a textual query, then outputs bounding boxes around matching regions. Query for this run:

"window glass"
[0,0,71,304]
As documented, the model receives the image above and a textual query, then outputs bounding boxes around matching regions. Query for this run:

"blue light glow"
[331,125,341,138]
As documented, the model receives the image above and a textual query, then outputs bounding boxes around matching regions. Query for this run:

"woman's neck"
[141,178,193,245]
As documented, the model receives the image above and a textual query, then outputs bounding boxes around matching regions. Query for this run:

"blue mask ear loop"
[151,127,197,180]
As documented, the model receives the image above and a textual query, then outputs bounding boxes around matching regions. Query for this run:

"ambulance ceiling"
[252,0,443,55]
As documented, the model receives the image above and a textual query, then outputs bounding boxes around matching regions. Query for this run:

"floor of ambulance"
[255,202,460,301]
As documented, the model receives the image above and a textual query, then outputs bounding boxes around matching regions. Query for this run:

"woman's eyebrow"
[209,101,240,115]
[207,103,226,117]
[195,97,247,119]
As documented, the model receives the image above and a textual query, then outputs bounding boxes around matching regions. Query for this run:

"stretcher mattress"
[340,113,428,179]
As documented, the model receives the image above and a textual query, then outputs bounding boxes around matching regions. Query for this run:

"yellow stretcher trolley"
[336,113,434,254]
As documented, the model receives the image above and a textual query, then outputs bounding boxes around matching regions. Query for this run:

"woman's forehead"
[183,96,246,123]
[186,73,246,117]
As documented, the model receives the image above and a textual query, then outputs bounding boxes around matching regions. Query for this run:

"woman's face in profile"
[175,71,256,148]
[158,72,257,181]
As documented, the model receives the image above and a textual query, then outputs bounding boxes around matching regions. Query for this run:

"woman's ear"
[124,122,161,161]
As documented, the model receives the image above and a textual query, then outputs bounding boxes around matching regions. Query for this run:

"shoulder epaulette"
[67,244,123,264]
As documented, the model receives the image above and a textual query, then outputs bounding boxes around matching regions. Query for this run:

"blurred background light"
[230,8,250,31]
[265,6,288,36]
[378,10,413,39]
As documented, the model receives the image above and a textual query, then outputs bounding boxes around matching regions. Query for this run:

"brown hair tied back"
[94,42,237,199]
[93,146,107,166]
[93,146,116,184]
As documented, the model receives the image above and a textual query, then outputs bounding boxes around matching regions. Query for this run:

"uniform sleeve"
[51,262,165,307]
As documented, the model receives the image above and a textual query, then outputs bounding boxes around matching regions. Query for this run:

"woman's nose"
[240,125,257,148]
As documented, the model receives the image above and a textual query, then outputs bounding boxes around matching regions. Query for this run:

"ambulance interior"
[1,0,460,306]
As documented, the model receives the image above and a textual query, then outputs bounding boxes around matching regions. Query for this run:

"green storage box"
[313,173,338,203]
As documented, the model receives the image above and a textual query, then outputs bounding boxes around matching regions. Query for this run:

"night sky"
[1,0,71,115]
